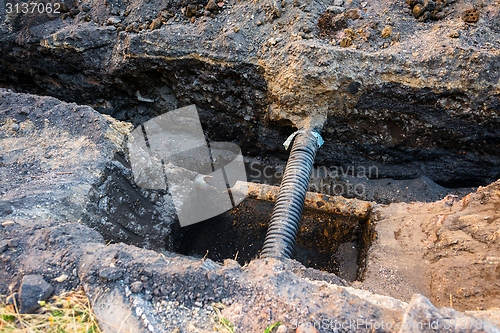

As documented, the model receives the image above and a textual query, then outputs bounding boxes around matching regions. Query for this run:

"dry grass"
[0,288,101,333]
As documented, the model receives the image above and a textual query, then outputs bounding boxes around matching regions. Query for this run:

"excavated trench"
[174,198,370,282]
[84,151,372,282]
[2,42,500,285]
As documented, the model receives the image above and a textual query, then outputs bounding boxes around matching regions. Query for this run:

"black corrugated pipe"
[260,127,324,259]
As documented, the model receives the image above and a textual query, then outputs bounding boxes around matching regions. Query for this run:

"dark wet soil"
[174,198,367,282]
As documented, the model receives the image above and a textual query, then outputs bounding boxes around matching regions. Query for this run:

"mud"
[175,198,369,282]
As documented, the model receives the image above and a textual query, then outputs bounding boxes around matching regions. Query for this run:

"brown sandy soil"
[362,180,500,312]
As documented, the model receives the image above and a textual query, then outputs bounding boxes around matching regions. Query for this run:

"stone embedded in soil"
[400,295,498,333]
[413,4,425,17]
[1,220,15,227]
[18,275,54,314]
[318,12,348,37]
[130,281,144,293]
[462,8,480,23]
[0,240,8,253]
[99,267,124,282]
[0,202,13,217]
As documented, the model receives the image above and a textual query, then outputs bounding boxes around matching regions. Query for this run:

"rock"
[333,0,344,5]
[273,0,283,18]
[423,0,435,11]
[462,8,479,23]
[433,11,445,20]
[11,123,19,132]
[381,26,392,38]
[99,267,124,282]
[130,281,143,293]
[276,324,288,333]
[317,12,348,37]
[185,4,198,17]
[448,30,459,38]
[0,240,8,252]
[205,0,218,12]
[149,18,162,30]
[18,275,53,314]
[54,274,69,283]
[345,9,360,20]
[1,220,15,227]
[326,5,345,14]
[0,202,13,216]
[339,36,352,47]
[107,16,122,25]
[412,4,425,18]
[399,294,497,332]
[0,239,18,251]
[296,323,318,333]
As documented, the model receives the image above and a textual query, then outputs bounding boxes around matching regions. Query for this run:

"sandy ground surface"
[361,181,500,312]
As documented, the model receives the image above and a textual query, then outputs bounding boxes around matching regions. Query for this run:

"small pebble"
[327,5,345,14]
[11,123,20,131]
[413,4,425,18]
[296,323,318,333]
[462,8,479,23]
[273,0,283,17]
[107,16,122,25]
[131,281,144,293]
[54,274,69,283]
[2,220,15,227]
[276,324,288,333]
[381,26,393,38]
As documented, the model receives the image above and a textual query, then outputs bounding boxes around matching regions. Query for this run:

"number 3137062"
[6,2,61,14]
